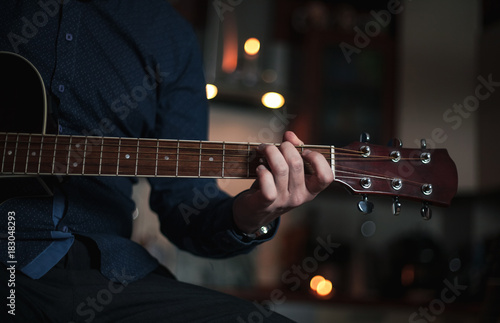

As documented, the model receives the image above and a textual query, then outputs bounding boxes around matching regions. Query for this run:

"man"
[0,0,333,321]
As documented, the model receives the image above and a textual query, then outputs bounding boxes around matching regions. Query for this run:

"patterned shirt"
[0,0,272,283]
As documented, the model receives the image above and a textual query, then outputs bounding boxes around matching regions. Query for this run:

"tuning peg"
[388,138,403,148]
[392,196,401,216]
[421,202,432,220]
[358,195,374,214]
[420,139,427,149]
[360,132,370,143]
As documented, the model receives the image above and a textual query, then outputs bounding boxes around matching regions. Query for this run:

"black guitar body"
[0,51,53,204]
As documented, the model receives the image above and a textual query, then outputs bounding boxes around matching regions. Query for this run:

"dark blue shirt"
[0,0,272,283]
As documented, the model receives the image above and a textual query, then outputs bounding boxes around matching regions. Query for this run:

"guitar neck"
[0,132,334,179]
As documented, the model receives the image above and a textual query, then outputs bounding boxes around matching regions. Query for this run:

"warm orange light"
[261,92,285,109]
[222,15,238,73]
[401,264,415,286]
[310,275,325,291]
[206,84,218,100]
[244,38,260,56]
[316,279,333,296]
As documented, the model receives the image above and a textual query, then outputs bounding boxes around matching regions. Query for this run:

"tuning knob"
[360,132,370,143]
[420,139,427,149]
[388,138,403,148]
[421,202,432,220]
[392,197,401,216]
[358,195,374,214]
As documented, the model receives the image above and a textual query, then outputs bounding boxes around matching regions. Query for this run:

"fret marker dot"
[164,156,169,160]
[75,144,80,148]
[125,154,130,159]
[31,152,36,156]
[7,150,12,155]
[209,157,214,162]
[73,162,78,167]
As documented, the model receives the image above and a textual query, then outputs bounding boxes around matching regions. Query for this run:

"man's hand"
[232,131,334,235]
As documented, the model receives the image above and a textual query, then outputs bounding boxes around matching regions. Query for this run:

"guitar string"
[0,134,387,155]
[2,140,425,162]
[2,147,426,165]
[1,136,431,185]
[3,156,430,187]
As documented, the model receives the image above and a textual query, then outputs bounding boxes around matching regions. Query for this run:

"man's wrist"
[232,220,276,242]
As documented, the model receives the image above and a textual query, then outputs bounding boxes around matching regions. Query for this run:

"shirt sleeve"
[146,18,276,258]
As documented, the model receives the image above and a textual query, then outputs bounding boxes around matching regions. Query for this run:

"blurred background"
[132,0,500,322]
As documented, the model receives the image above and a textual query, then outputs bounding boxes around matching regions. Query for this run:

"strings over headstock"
[334,133,458,220]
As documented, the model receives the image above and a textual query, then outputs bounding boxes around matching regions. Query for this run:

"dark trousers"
[1,236,295,323]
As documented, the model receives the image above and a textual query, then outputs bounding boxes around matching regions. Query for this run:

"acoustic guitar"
[0,52,458,219]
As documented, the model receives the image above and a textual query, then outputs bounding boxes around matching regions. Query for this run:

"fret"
[136,139,156,176]
[175,140,179,177]
[2,134,15,174]
[24,134,32,173]
[116,138,121,175]
[177,141,203,177]
[52,136,71,174]
[135,139,139,176]
[37,135,43,173]
[331,145,335,179]
[69,137,85,175]
[81,136,100,175]
[82,137,88,175]
[1,134,5,173]
[222,142,225,178]
[157,140,178,177]
[224,143,251,178]
[100,137,120,175]
[198,141,202,178]
[51,135,58,174]
[66,136,73,174]
[26,135,42,174]
[39,135,57,174]
[117,138,138,176]
[12,134,20,173]
[13,134,31,174]
[155,139,159,177]
[246,143,250,178]
[1,133,8,173]
[99,137,104,175]
[200,142,223,177]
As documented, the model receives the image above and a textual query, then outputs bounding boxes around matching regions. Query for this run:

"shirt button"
[58,84,65,92]
[66,33,73,41]
[62,226,69,233]
[58,124,63,134]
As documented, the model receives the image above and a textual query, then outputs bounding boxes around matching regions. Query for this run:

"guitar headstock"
[334,135,458,219]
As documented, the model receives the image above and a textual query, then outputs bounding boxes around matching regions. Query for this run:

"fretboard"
[0,133,335,179]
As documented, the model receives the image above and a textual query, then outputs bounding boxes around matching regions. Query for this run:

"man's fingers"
[279,141,306,194]
[255,164,278,204]
[258,144,289,192]
[302,149,334,195]
[283,131,304,146]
